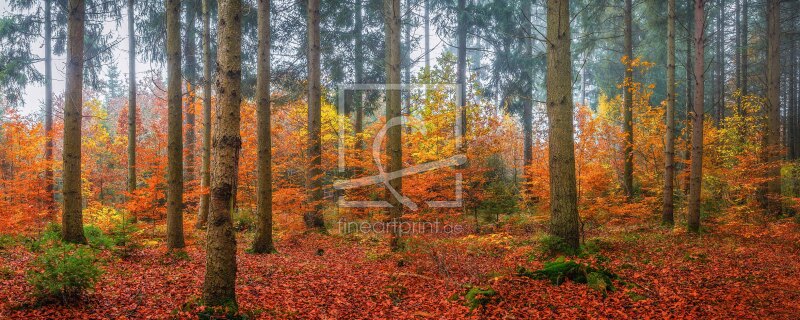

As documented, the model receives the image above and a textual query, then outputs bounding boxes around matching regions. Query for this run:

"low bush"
[26,242,102,304]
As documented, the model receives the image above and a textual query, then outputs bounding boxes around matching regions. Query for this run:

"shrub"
[26,243,102,304]
[25,223,62,252]
[84,225,114,249]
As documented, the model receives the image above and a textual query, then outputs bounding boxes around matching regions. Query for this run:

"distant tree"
[663,0,676,226]
[545,0,579,250]
[762,0,781,216]
[623,0,634,200]
[304,0,325,231]
[252,0,275,254]
[127,0,137,200]
[197,0,213,229]
[688,0,705,233]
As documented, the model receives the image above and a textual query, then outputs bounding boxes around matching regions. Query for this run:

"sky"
[1,0,446,116]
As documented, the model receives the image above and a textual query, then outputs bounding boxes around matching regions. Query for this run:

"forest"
[0,0,799,318]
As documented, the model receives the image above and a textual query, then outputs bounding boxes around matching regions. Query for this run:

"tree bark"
[127,0,137,204]
[546,0,579,250]
[44,0,54,216]
[166,0,185,249]
[305,0,325,230]
[623,0,634,200]
[252,0,275,254]
[62,0,86,244]
[762,0,782,216]
[688,0,705,233]
[385,0,403,251]
[663,0,676,226]
[197,0,212,229]
[203,0,241,307]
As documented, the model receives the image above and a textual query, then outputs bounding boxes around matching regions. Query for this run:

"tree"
[546,0,579,250]
[522,0,533,168]
[623,0,634,200]
[203,0,242,307]
[663,0,676,225]
[63,0,87,244]
[252,0,275,254]
[385,0,403,251]
[44,0,54,215]
[127,0,137,201]
[197,0,213,229]
[456,0,467,146]
[688,0,705,233]
[166,0,185,249]
[762,0,781,215]
[305,0,325,230]
[184,0,199,194]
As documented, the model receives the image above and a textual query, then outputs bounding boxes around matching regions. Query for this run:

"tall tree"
[44,0,55,214]
[762,0,781,215]
[522,0,533,168]
[127,0,137,200]
[456,0,467,147]
[184,0,198,192]
[203,0,242,307]
[353,0,364,151]
[663,0,676,226]
[688,0,705,233]
[546,0,579,250]
[683,0,694,194]
[63,0,87,244]
[197,0,212,229]
[623,0,634,199]
[385,0,403,251]
[714,0,724,124]
[166,0,185,249]
[424,0,430,72]
[305,0,325,230]
[741,0,748,97]
[252,0,275,254]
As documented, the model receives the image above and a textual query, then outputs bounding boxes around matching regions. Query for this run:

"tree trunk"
[522,0,533,168]
[683,0,694,194]
[44,0,54,216]
[623,0,634,200]
[203,0,241,307]
[688,0,705,233]
[385,0,403,251]
[546,0,579,250]
[714,0,723,125]
[166,0,185,249]
[663,0,676,226]
[127,0,137,204]
[252,0,275,254]
[424,0,429,72]
[762,0,782,216]
[354,0,364,151]
[62,0,86,244]
[734,0,740,102]
[457,0,467,144]
[305,0,325,230]
[197,0,212,229]
[184,0,198,194]
[741,0,748,97]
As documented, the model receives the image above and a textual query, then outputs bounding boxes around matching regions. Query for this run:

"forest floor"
[1,216,799,319]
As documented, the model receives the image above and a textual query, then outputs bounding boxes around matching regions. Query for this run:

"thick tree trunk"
[197,0,212,229]
[663,0,676,226]
[546,0,580,250]
[385,0,403,251]
[762,0,782,216]
[203,0,241,307]
[252,0,275,254]
[127,0,137,203]
[522,0,533,168]
[62,0,86,244]
[623,0,634,200]
[305,0,325,230]
[44,0,54,216]
[166,0,185,249]
[184,0,198,193]
[688,0,705,233]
